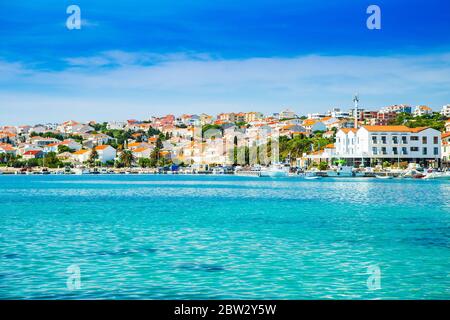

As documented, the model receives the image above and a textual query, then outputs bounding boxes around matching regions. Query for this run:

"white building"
[442,132,450,165]
[441,104,450,117]
[335,125,442,167]
[94,145,116,163]
[279,109,297,119]
[413,105,433,117]
[71,149,90,163]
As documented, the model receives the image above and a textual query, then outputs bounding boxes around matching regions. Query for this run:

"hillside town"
[1,102,449,176]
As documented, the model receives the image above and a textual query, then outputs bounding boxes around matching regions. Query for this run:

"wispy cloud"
[1,51,450,125]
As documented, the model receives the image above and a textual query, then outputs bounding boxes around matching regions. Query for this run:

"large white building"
[441,104,450,117]
[335,126,442,167]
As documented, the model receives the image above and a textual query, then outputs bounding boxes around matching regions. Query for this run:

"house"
[71,149,90,163]
[279,124,307,137]
[23,150,44,160]
[335,125,442,167]
[30,137,60,147]
[217,113,236,123]
[59,139,82,151]
[413,105,433,117]
[302,119,327,133]
[445,120,450,133]
[0,143,16,156]
[94,145,116,163]
[132,147,152,159]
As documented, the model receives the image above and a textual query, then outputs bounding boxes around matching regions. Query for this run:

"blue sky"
[1,0,450,124]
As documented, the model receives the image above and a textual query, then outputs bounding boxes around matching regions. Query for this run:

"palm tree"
[88,149,98,167]
[120,150,134,168]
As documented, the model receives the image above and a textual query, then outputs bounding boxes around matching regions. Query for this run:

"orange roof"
[73,150,89,155]
[148,137,158,142]
[133,147,149,153]
[46,142,60,147]
[340,128,357,134]
[325,143,335,149]
[362,125,428,133]
[95,145,110,151]
[442,132,450,139]
[128,142,142,147]
[303,119,317,126]
[417,105,432,110]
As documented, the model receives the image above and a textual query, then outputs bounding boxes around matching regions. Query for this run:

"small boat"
[412,173,426,179]
[375,175,393,179]
[260,163,289,177]
[423,172,450,180]
[326,166,354,177]
[304,175,320,180]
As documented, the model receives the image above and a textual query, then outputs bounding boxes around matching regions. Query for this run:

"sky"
[1,0,450,125]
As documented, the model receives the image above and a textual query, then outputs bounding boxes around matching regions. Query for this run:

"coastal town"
[1,101,450,178]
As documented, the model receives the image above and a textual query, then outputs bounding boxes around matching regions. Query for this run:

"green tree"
[57,145,73,154]
[88,149,99,167]
[120,150,134,168]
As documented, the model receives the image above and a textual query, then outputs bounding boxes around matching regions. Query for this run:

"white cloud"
[1,51,450,125]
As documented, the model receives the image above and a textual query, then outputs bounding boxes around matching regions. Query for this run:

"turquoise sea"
[0,175,449,299]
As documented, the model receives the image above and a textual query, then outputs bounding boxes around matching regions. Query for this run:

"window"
[381,136,387,144]
[402,147,408,155]
[422,137,427,144]
[392,136,398,144]
[423,147,427,155]
[402,136,407,144]
[372,136,377,144]
[410,147,419,152]
[372,147,378,155]
[381,147,387,155]
[393,147,398,155]
[411,136,419,141]
[433,136,438,144]
[434,147,439,155]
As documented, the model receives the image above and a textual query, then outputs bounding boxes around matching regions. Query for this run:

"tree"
[138,158,151,168]
[119,150,134,168]
[57,145,73,154]
[88,149,98,167]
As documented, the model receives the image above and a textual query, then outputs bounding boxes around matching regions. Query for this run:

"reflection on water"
[0,175,449,299]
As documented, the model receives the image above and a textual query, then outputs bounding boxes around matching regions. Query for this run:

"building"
[244,112,264,123]
[302,119,327,133]
[132,147,152,159]
[380,104,412,114]
[72,149,90,163]
[441,104,450,117]
[279,109,297,119]
[217,113,236,123]
[445,120,450,133]
[335,125,442,167]
[413,105,433,117]
[22,150,44,160]
[94,145,116,163]
[441,132,450,166]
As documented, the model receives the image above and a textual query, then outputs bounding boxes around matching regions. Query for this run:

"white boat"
[304,175,320,180]
[260,163,289,177]
[72,167,90,175]
[423,172,450,180]
[326,166,354,177]
[375,175,393,179]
